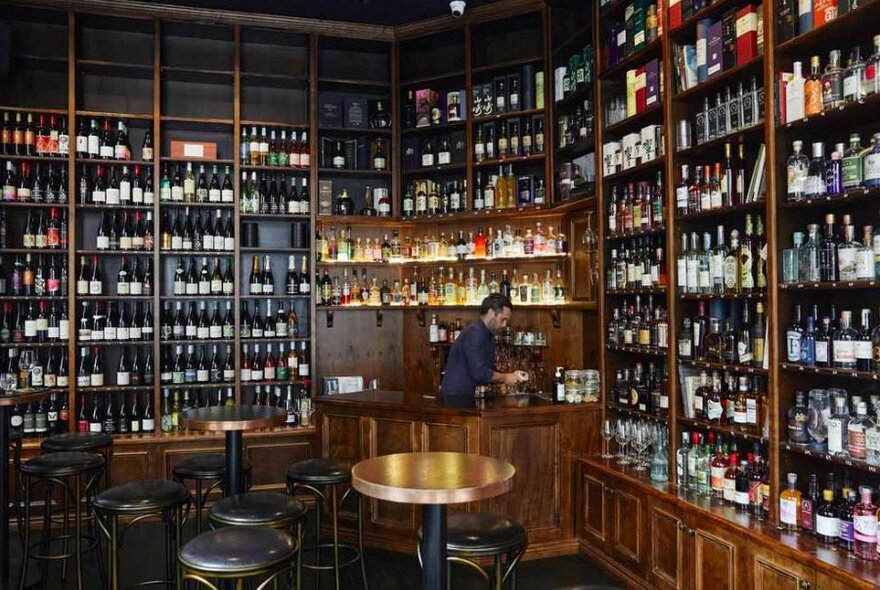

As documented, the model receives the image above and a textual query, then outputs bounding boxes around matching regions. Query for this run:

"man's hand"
[500,372,520,386]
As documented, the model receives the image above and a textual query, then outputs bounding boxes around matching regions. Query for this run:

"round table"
[179,405,286,496]
[352,452,515,590]
[0,389,51,590]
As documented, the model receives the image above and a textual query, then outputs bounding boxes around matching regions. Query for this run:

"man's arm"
[463,334,518,386]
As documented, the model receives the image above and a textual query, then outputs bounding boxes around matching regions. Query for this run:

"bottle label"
[832,340,855,364]
[854,515,877,542]
[865,153,880,183]
[746,398,757,424]
[722,479,736,503]
[867,428,880,453]
[786,330,802,362]
[855,340,872,361]
[735,490,750,507]
[710,466,725,491]
[780,497,798,525]
[848,423,867,458]
[839,520,854,542]
[816,341,829,363]
[816,514,839,537]
[828,419,845,454]
[706,398,723,420]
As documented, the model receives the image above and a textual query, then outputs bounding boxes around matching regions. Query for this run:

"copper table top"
[352,452,515,505]
[180,405,287,432]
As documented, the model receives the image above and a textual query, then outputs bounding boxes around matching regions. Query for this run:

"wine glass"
[601,419,615,459]
[615,420,630,465]
[631,425,648,471]
[18,349,35,391]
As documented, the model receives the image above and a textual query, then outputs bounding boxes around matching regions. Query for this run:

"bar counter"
[315,390,601,559]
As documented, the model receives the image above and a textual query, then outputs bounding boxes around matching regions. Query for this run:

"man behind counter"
[440,293,528,399]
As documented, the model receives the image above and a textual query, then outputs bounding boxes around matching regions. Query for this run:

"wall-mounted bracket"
[376,309,383,328]
[416,309,427,327]
[550,309,561,329]
[325,311,334,328]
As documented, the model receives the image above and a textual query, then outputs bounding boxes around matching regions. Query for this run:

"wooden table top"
[0,389,52,407]
[180,405,287,432]
[352,452,515,505]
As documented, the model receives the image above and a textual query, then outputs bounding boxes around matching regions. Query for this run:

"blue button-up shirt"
[440,320,495,398]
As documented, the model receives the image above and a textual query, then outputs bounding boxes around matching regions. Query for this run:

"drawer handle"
[687,528,695,537]
[677,522,687,531]
[799,580,810,590]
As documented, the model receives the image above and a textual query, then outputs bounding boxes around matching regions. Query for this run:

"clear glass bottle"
[842,134,864,190]
[782,232,803,283]
[804,142,828,199]
[827,394,850,456]
[822,49,844,110]
[786,140,809,201]
[853,486,877,559]
[787,391,811,444]
[833,310,858,369]
[798,224,822,281]
[843,46,866,104]
[866,413,880,466]
[847,401,872,460]
[837,224,861,281]
[864,132,880,189]
[867,35,880,97]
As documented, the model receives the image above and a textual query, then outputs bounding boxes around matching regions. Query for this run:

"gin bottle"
[798,223,821,281]
[843,46,866,103]
[786,140,809,201]
[842,134,864,190]
[822,49,844,110]
[804,142,828,199]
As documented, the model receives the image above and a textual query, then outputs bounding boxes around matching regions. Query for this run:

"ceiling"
[159,0,503,25]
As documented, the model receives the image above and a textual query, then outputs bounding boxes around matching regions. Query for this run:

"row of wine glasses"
[603,418,669,482]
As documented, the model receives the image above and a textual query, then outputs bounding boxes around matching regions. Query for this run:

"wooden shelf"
[473,154,544,169]
[316,215,400,227]
[679,358,768,376]
[606,287,666,296]
[472,107,543,124]
[0,201,64,209]
[779,362,880,382]
[676,200,765,222]
[158,201,235,209]
[240,119,309,129]
[159,116,234,126]
[471,55,543,76]
[318,126,392,136]
[553,23,593,57]
[675,122,765,158]
[317,167,392,178]
[79,340,153,347]
[778,187,880,210]
[0,341,66,349]
[74,158,153,167]
[75,110,154,121]
[678,416,768,443]
[317,301,595,311]
[240,213,310,221]
[605,343,668,357]
[667,0,741,39]
[76,295,153,301]
[77,249,153,256]
[240,164,310,173]
[603,103,663,136]
[780,441,880,475]
[401,69,466,87]
[77,204,154,211]
[401,120,467,135]
[599,38,661,79]
[402,162,467,175]
[776,91,880,134]
[674,55,764,101]
[555,137,594,160]
[607,402,668,423]
[239,246,309,253]
[317,77,390,90]
[3,248,68,255]
[775,0,880,56]
[159,156,234,165]
[602,157,664,182]
[605,224,665,240]
[76,385,155,394]
[778,280,880,291]
[319,253,570,268]
[678,291,767,300]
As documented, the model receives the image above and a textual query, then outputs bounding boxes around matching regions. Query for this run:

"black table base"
[420,504,447,590]
[225,430,243,497]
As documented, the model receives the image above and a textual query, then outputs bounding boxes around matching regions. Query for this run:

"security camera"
[450,1,466,17]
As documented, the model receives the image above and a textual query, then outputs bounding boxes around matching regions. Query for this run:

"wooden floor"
[11,522,621,589]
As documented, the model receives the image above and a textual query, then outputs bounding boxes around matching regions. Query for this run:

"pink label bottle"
[853,485,877,560]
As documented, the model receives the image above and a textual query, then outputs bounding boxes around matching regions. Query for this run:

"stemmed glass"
[615,420,630,465]
[602,420,615,459]
[631,425,648,471]
[581,211,599,293]
[18,349,35,391]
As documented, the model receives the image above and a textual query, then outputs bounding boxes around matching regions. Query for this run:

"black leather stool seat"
[209,492,307,528]
[180,527,296,573]
[41,432,112,453]
[95,479,188,514]
[286,458,353,485]
[20,451,105,478]
[173,453,252,480]
[445,512,527,557]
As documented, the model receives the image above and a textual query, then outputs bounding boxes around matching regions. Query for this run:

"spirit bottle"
[779,472,802,531]
[853,486,877,559]
[787,140,809,201]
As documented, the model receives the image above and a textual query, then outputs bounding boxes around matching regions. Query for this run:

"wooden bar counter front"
[315,390,601,559]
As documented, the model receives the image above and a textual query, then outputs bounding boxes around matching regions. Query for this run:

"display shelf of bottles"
[675,124,764,159]
[76,249,153,256]
[76,385,154,394]
[240,379,307,388]
[603,157,664,182]
[606,287,667,296]
[778,92,880,134]
[603,103,663,136]
[674,55,764,102]
[3,248,69,255]
[240,213,310,221]
[158,157,234,166]
[779,187,880,210]
[679,291,766,300]
[241,336,311,343]
[318,126,391,137]
[316,168,392,177]
[158,116,234,127]
[678,416,767,444]
[400,69,466,88]
[680,358,768,376]
[2,154,68,164]
[401,120,468,135]
[778,280,880,291]
[402,163,468,175]
[3,296,67,302]
[74,109,154,121]
[0,342,66,349]
[81,340,154,348]
[161,382,234,390]
[605,343,668,357]
[316,215,399,227]
[74,158,153,167]
[76,295,153,301]
[471,56,544,76]
[239,71,308,85]
[0,201,61,209]
[473,154,545,169]
[240,119,309,130]
[316,77,390,89]
[599,38,661,80]
[555,84,593,112]
[319,253,570,268]
[159,339,229,346]
[405,205,564,225]
[237,165,311,175]
[159,202,236,210]
[239,247,309,254]
[555,137,594,161]
[239,294,311,301]
[780,441,880,475]
[472,107,543,125]
[666,0,741,38]
[779,362,880,382]
[775,0,880,56]
[77,203,153,211]
[159,295,234,301]
[605,225,665,240]
[676,200,765,222]
[607,402,668,423]
[318,302,594,312]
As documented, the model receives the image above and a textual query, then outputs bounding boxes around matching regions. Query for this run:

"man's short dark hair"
[480,293,513,316]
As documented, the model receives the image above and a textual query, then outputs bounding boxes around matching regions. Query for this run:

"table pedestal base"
[420,504,447,590]
[225,430,243,497]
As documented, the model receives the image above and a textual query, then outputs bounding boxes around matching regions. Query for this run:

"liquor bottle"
[779,473,802,531]
[853,486,877,559]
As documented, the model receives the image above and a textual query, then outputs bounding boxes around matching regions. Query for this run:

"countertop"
[314,389,601,416]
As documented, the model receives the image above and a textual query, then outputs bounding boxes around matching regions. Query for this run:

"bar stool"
[208,491,308,589]
[179,526,297,590]
[42,432,114,488]
[17,451,105,590]
[286,458,369,590]
[94,479,188,590]
[8,430,22,528]
[172,453,253,535]
[419,512,527,590]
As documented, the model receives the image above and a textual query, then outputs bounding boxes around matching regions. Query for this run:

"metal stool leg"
[37,481,52,590]
[356,493,368,590]
[74,474,85,590]
[17,478,32,590]
[331,485,340,590]
[313,492,322,590]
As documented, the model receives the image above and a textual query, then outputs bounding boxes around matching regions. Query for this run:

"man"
[440,293,527,399]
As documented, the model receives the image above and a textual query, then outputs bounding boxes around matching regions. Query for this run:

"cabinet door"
[692,518,743,590]
[580,470,609,551]
[609,480,645,574]
[647,497,688,590]
[814,571,848,590]
[752,548,815,590]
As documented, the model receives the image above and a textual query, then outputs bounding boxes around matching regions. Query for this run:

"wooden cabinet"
[580,471,609,550]
[608,479,645,574]
[752,549,814,590]
[691,518,743,590]
[647,497,687,590]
